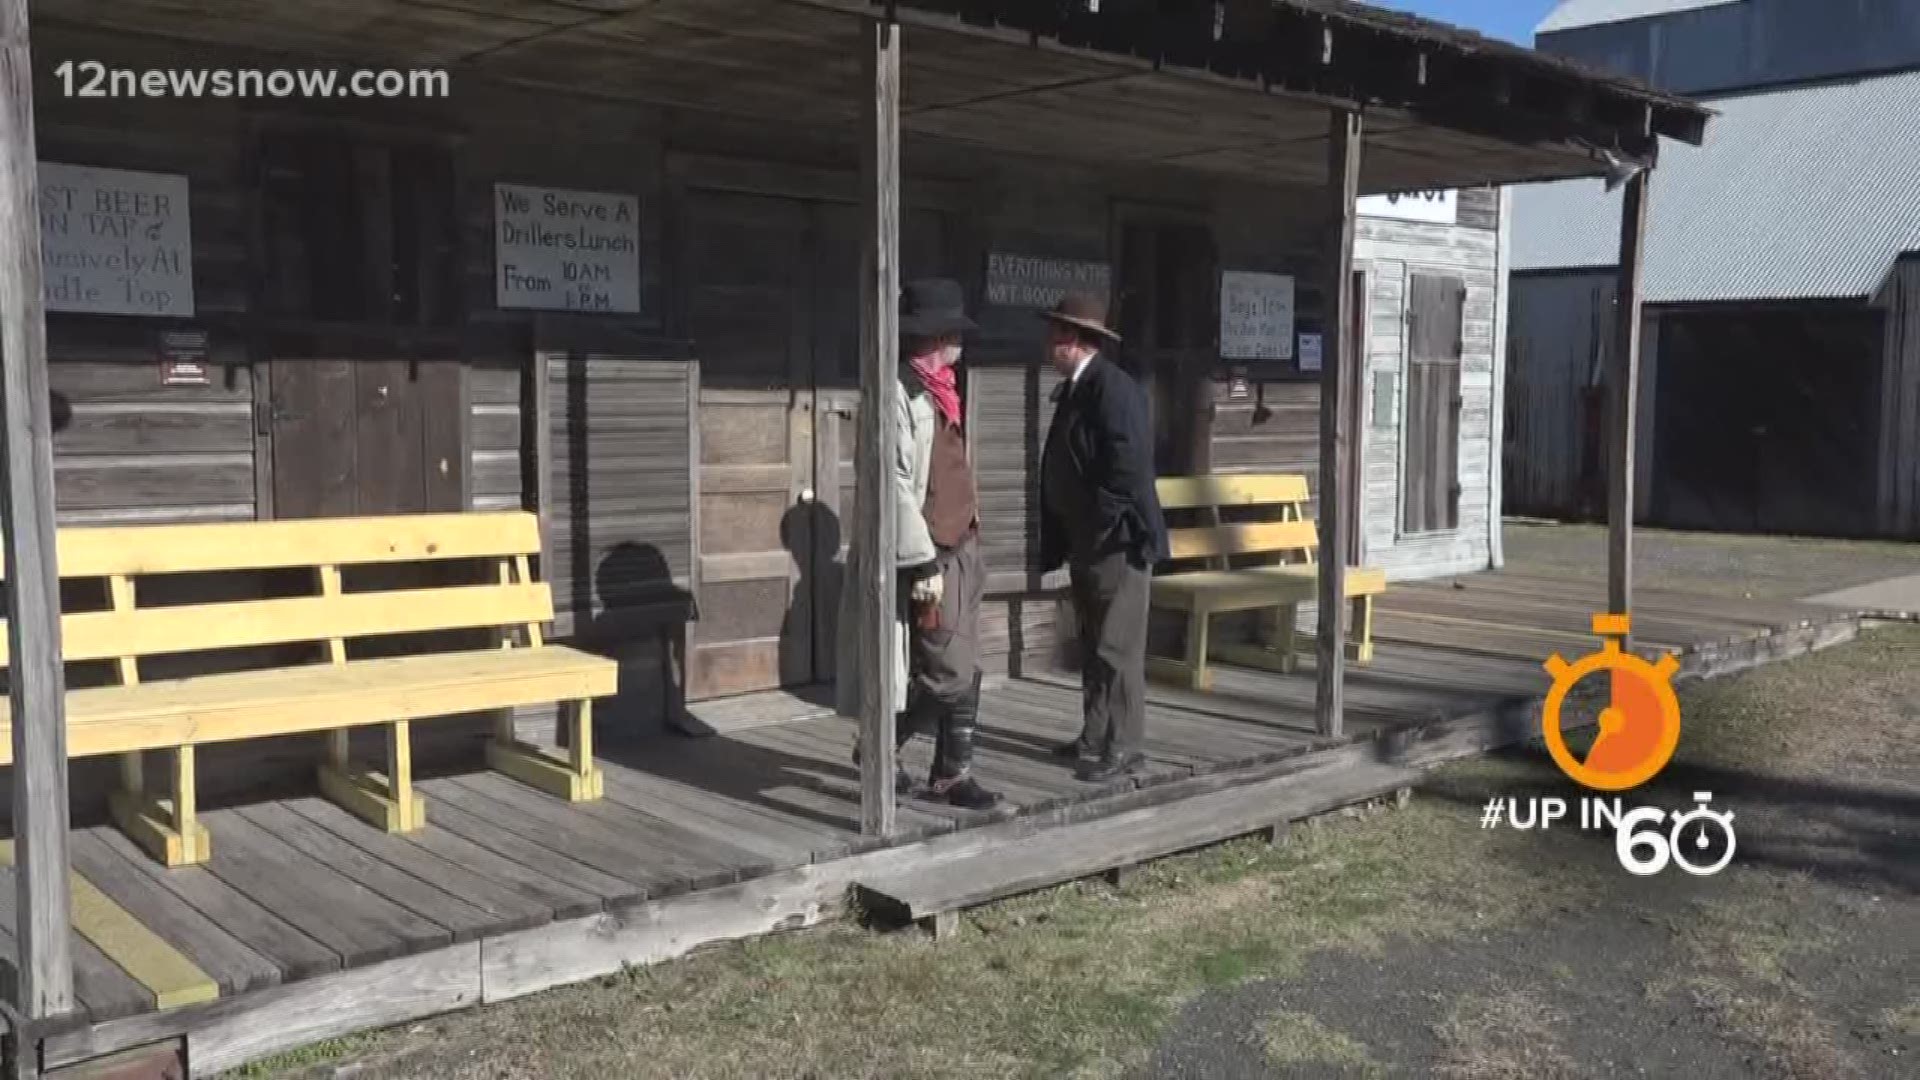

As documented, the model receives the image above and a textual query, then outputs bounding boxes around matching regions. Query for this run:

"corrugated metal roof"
[1536,0,1745,34]
[1510,68,1920,303]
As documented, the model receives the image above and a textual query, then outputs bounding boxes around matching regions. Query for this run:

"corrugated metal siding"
[1540,0,1920,95]
[1510,68,1920,302]
[1504,272,1616,518]
[1537,0,1742,34]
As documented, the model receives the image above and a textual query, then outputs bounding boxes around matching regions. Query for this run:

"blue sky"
[1372,0,1565,44]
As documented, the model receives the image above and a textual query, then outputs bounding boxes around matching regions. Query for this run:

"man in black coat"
[1037,292,1168,782]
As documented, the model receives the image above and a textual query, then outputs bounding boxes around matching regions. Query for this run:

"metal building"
[1508,0,1920,537]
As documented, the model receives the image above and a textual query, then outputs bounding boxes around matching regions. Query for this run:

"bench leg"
[1182,609,1212,692]
[318,723,428,834]
[110,747,211,868]
[1214,603,1301,677]
[1347,596,1376,664]
[487,698,605,802]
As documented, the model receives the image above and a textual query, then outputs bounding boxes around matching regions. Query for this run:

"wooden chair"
[1147,474,1386,691]
[0,511,616,867]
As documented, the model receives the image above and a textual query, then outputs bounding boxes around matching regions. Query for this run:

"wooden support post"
[856,13,902,839]
[1608,172,1650,644]
[0,0,75,1019]
[1314,109,1362,739]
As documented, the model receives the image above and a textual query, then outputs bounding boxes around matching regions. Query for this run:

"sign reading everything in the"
[495,183,640,314]
[40,162,194,317]
[985,253,1111,309]
[1358,189,1459,225]
[1219,271,1295,361]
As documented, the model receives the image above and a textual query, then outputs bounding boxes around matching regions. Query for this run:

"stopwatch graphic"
[1541,613,1682,792]
[1668,791,1737,876]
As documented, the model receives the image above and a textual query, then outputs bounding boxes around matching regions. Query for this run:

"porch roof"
[31,0,1713,194]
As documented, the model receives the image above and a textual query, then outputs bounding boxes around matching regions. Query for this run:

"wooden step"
[854,759,1421,936]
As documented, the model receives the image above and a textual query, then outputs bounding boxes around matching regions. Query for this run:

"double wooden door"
[266,339,465,520]
[684,187,943,700]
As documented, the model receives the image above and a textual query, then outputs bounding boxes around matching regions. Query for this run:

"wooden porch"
[18,570,1858,1075]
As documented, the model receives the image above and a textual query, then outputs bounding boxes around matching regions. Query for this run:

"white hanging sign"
[1358,189,1458,225]
[1219,270,1295,361]
[39,162,194,317]
[495,183,641,313]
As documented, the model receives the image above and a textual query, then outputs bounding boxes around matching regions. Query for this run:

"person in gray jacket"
[839,279,1002,810]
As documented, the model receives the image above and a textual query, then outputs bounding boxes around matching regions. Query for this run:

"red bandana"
[910,356,962,427]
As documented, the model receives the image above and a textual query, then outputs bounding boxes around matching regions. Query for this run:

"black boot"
[931,674,1003,810]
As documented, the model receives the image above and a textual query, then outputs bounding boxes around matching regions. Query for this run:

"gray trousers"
[903,533,984,778]
[1068,549,1150,760]
[909,532,983,703]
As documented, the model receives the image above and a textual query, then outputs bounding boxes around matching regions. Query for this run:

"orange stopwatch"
[1540,614,1683,792]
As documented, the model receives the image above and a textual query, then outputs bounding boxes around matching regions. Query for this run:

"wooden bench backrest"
[0,512,550,668]
[1156,474,1320,567]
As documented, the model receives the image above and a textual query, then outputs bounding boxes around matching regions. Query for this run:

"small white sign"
[1219,270,1295,361]
[1298,333,1324,373]
[495,183,640,313]
[984,252,1110,309]
[39,163,194,317]
[1358,189,1458,225]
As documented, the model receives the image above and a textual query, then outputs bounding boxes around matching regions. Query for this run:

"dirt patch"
[1502,522,1919,601]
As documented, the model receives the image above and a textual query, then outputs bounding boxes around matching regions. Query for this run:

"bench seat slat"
[1153,565,1388,610]
[0,512,543,580]
[1,583,555,665]
[0,646,617,764]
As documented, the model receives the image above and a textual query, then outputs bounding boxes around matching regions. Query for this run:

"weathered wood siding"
[1354,187,1504,580]
[35,35,255,528]
[1876,255,1920,538]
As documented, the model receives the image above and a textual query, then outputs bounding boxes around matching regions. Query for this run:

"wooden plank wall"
[1875,254,1920,538]
[34,47,254,528]
[1354,186,1503,580]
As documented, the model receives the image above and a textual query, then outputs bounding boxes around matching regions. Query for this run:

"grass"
[1432,991,1584,1080]
[1257,1010,1385,1078]
[228,618,1920,1080]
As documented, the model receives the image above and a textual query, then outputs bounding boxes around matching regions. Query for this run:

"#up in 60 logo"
[1476,613,1736,877]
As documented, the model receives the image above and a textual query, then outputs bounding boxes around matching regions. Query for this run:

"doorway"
[1116,213,1219,477]
[255,128,465,520]
[1653,306,1882,537]
[681,186,947,700]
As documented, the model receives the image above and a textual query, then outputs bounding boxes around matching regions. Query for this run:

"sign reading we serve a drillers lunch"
[494,183,641,314]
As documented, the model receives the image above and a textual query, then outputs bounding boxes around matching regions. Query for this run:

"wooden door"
[266,345,464,519]
[686,191,821,699]
[1403,272,1466,534]
[256,127,463,521]
[1118,218,1217,477]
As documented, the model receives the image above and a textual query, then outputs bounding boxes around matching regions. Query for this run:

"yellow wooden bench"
[1147,474,1386,691]
[0,511,616,868]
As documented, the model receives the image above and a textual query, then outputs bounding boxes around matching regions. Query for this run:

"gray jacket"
[835,368,936,719]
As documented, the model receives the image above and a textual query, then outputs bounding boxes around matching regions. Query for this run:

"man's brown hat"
[1040,292,1122,344]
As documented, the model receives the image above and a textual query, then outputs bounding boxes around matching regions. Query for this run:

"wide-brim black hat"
[1040,291,1123,344]
[899,278,978,337]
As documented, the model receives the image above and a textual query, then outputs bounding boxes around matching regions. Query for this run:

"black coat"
[1039,355,1169,572]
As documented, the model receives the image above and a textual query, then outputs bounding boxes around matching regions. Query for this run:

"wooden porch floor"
[5,571,1861,1050]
